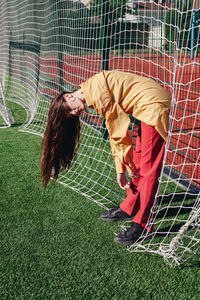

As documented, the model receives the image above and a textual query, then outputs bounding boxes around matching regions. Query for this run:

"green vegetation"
[90,0,127,21]
[0,103,200,299]
[165,0,199,51]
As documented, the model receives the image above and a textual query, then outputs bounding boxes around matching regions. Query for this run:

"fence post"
[190,10,196,60]
[55,1,64,90]
[100,0,110,140]
[101,0,110,71]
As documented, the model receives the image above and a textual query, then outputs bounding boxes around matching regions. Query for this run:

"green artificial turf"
[0,104,200,299]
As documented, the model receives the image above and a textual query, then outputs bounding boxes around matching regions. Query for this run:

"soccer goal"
[0,0,199,267]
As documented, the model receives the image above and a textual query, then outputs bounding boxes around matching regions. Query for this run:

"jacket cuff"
[114,157,126,174]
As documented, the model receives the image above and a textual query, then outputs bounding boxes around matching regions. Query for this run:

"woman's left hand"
[117,173,130,190]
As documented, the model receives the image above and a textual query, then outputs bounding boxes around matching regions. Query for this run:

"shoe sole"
[101,216,134,222]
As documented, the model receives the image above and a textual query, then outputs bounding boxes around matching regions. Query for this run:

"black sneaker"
[101,206,134,222]
[114,222,149,245]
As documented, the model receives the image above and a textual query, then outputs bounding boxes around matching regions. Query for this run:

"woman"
[41,70,171,245]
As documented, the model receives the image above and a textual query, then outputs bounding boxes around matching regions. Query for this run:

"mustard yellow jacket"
[80,70,171,175]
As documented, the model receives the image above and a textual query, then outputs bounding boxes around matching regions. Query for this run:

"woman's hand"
[117,171,140,190]
[117,173,130,190]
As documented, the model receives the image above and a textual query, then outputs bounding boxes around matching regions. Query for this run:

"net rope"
[0,0,199,267]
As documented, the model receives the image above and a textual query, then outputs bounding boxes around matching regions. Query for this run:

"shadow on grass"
[157,193,198,206]
[180,259,200,268]
[156,203,195,220]
[11,122,25,127]
[150,193,200,238]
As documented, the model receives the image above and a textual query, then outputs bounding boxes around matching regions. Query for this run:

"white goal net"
[0,80,15,127]
[0,0,199,267]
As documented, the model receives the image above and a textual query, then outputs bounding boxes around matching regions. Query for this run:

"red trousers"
[120,121,165,232]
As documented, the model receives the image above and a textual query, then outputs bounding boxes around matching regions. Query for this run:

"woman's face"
[64,89,86,117]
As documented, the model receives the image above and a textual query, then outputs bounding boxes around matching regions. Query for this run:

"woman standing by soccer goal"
[41,70,171,244]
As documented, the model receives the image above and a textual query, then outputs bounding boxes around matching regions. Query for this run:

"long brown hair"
[41,91,81,188]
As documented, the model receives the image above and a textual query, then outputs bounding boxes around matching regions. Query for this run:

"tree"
[90,0,127,22]
[165,0,198,51]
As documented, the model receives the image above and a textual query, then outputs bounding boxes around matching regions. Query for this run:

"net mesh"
[0,80,15,127]
[0,0,199,267]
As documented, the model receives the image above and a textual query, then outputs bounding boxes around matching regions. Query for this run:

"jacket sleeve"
[104,101,137,175]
